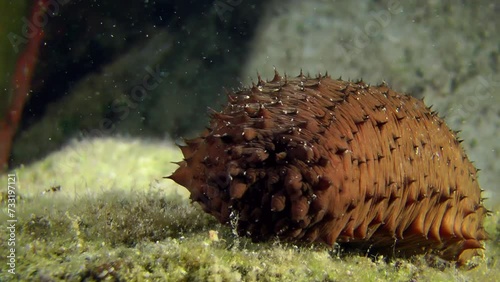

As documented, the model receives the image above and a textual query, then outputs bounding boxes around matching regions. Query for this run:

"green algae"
[0,137,498,281]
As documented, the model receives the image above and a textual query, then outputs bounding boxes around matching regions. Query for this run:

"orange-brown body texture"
[169,72,488,264]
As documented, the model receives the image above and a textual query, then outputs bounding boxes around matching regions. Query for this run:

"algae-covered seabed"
[0,137,498,281]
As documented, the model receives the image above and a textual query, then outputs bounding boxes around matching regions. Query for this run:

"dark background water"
[1,0,499,205]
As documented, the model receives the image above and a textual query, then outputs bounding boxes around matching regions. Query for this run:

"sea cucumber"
[169,71,488,264]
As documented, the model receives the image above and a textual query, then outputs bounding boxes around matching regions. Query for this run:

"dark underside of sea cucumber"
[169,71,488,265]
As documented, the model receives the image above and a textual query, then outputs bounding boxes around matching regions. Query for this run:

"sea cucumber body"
[169,73,487,264]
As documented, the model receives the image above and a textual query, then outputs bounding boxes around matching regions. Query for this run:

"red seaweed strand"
[0,0,50,171]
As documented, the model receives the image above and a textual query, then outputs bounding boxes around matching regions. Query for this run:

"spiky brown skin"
[169,72,488,264]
